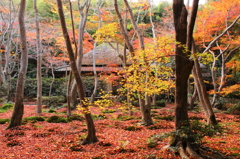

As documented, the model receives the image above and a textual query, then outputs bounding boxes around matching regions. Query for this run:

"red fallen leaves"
[0,104,239,158]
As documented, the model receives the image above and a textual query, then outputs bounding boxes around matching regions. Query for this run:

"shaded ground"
[0,103,239,159]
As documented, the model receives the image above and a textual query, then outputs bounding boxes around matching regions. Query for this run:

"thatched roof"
[82,43,126,65]
[54,43,127,72]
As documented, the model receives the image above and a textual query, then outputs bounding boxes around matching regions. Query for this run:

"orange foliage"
[194,0,240,45]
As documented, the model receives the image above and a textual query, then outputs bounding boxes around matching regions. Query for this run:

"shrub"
[227,103,240,115]
[22,116,45,123]
[48,109,57,113]
[123,126,141,131]
[92,114,107,120]
[102,109,116,114]
[147,134,167,148]
[47,115,68,123]
[0,118,10,124]
[169,119,223,145]
[0,103,13,113]
[153,100,166,108]
[117,115,135,121]
[154,115,174,121]
[67,114,85,122]
[1,103,13,110]
[0,98,7,103]
[40,96,65,107]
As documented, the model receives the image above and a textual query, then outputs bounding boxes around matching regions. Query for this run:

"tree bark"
[56,0,98,144]
[34,0,43,114]
[171,0,204,158]
[192,42,217,125]
[7,0,28,129]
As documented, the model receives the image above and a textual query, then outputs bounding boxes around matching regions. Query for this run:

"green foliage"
[152,100,166,109]
[227,103,240,115]
[92,114,107,120]
[147,134,167,148]
[48,109,57,113]
[170,120,223,145]
[117,115,135,121]
[41,96,65,107]
[0,103,13,113]
[0,118,10,124]
[26,0,59,21]
[67,114,85,122]
[154,115,174,121]
[46,116,68,123]
[23,116,45,123]
[123,126,141,131]
[102,109,116,114]
[11,78,68,98]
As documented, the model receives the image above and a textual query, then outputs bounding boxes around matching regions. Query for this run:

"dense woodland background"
[0,0,239,158]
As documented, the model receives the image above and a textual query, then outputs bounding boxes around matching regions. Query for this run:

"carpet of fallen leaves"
[0,103,239,159]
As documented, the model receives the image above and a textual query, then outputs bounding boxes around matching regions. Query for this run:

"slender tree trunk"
[49,63,55,99]
[90,0,102,103]
[210,51,218,106]
[67,72,73,117]
[189,86,197,110]
[56,0,98,144]
[192,42,217,125]
[7,0,28,129]
[34,0,42,114]
[66,0,78,116]
[90,42,98,103]
[123,0,153,125]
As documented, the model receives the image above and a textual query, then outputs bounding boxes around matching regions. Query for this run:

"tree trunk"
[192,42,217,125]
[34,0,43,114]
[123,0,153,125]
[7,0,28,129]
[171,0,204,158]
[189,86,197,110]
[90,42,98,103]
[56,0,98,144]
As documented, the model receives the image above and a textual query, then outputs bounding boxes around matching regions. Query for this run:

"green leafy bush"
[67,114,85,122]
[154,115,174,121]
[41,96,65,107]
[152,100,166,109]
[92,114,107,120]
[47,115,68,123]
[227,103,240,115]
[0,118,10,124]
[117,115,135,121]
[147,134,167,148]
[22,116,45,123]
[123,126,141,131]
[169,120,223,145]
[102,109,116,114]
[48,109,57,113]
[0,103,13,113]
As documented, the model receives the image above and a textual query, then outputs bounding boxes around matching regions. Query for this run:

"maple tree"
[0,0,239,158]
[194,0,240,105]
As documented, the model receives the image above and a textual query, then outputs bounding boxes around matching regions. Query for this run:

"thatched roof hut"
[54,43,127,77]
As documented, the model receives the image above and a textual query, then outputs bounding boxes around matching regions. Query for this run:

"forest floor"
[0,102,239,159]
